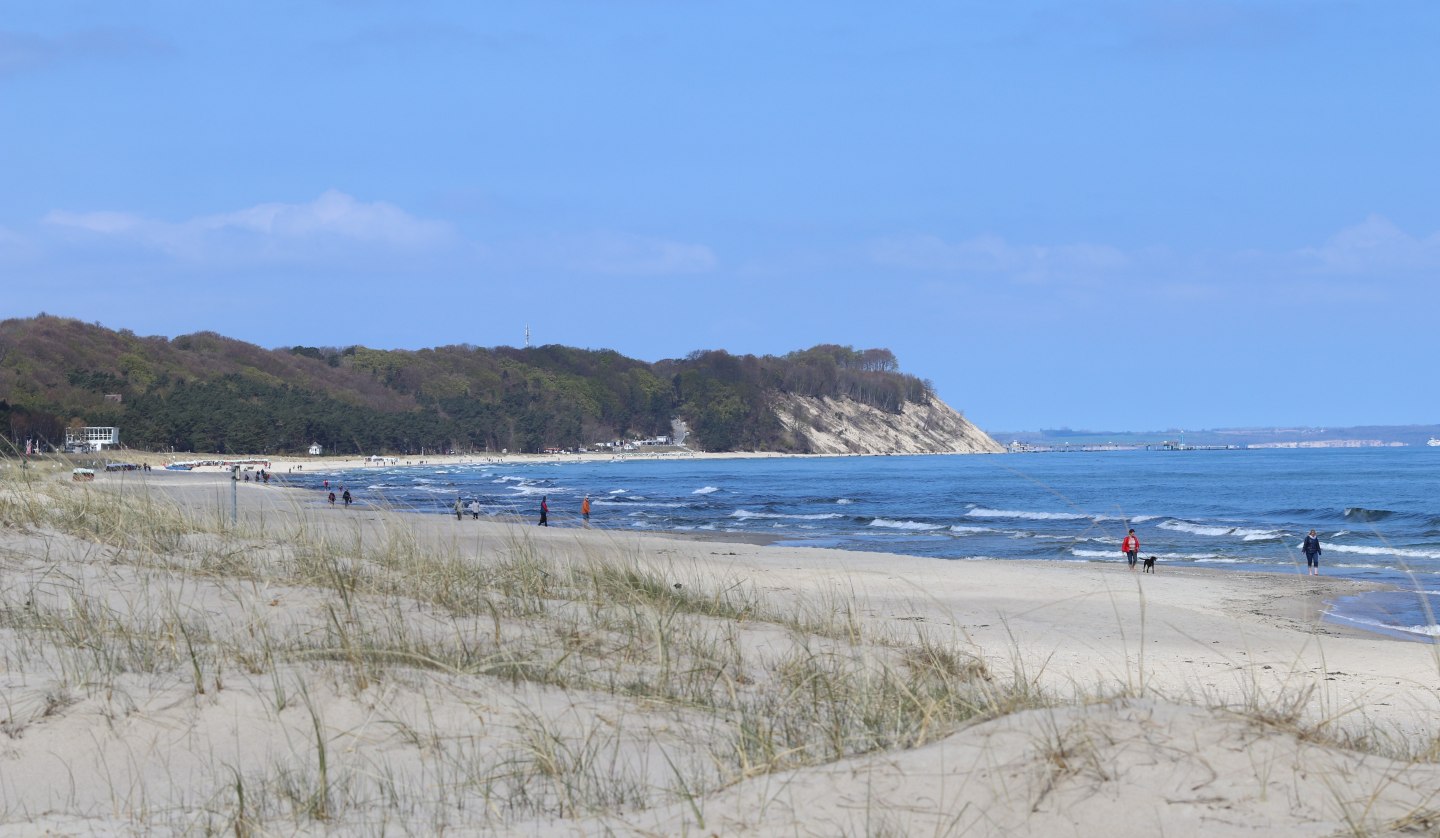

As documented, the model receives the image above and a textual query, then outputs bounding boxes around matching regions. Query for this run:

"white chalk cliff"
[773,393,1003,455]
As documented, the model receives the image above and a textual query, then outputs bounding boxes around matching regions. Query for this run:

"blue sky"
[3,2,1437,431]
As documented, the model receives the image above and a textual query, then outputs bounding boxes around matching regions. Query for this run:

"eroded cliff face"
[773,393,1004,455]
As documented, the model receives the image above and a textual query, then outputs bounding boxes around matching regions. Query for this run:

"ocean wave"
[731,509,845,521]
[949,525,994,534]
[1344,507,1394,522]
[1071,548,1235,561]
[1327,614,1440,638]
[598,500,685,508]
[1159,520,1281,541]
[608,489,627,494]
[1130,515,1161,523]
[1157,520,1231,537]
[836,498,855,505]
[1324,544,1440,560]
[868,518,945,531]
[692,486,720,495]
[966,507,1089,522]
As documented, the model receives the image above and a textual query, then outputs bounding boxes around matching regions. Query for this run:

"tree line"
[0,316,940,454]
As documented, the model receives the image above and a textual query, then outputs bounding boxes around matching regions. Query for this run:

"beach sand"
[2,465,1438,835]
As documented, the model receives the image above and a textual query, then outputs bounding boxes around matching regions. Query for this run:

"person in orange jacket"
[1122,528,1140,571]
[581,495,591,526]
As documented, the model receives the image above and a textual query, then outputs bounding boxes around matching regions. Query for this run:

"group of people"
[323,480,352,507]
[444,494,592,526]
[1121,527,1324,575]
[536,494,591,527]
[454,497,483,520]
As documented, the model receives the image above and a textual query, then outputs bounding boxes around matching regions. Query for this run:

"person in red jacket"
[1122,529,1140,571]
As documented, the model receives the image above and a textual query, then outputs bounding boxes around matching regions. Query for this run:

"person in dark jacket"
[1302,529,1322,576]
[538,496,549,526]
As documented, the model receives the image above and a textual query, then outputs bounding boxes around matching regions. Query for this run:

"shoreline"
[111,468,1403,644]
[101,469,1416,647]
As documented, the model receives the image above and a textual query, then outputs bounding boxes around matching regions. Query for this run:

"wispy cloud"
[0,27,174,77]
[868,233,1128,283]
[1297,214,1440,274]
[37,192,718,277]
[43,190,453,262]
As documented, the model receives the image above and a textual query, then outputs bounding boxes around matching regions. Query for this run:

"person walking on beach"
[454,497,464,521]
[581,494,591,526]
[1303,529,1322,576]
[538,496,549,526]
[328,491,335,506]
[342,489,352,507]
[468,499,481,520]
[1122,528,1140,571]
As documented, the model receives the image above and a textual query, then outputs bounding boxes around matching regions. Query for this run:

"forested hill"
[0,315,985,455]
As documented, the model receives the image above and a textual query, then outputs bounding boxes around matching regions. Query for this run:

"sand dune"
[0,464,1436,835]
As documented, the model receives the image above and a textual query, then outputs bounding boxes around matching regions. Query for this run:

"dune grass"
[0,457,1437,834]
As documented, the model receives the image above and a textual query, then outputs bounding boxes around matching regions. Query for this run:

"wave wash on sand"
[2,461,1440,835]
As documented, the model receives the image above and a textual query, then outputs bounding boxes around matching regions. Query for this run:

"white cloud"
[868,233,1128,282]
[42,190,452,261]
[1298,214,1440,274]
[195,190,449,247]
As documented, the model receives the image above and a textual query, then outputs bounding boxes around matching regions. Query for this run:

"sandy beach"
[2,463,1438,835]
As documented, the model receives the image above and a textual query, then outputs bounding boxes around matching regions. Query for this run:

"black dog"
[1142,555,1157,573]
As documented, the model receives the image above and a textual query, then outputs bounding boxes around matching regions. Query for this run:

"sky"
[2,1,1438,432]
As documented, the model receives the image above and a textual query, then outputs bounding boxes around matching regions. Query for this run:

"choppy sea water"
[294,448,1440,642]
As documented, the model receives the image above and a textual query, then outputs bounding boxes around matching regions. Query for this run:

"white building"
[65,426,121,452]
[308,442,324,456]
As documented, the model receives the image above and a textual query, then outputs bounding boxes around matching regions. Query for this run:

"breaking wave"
[731,509,844,521]
[967,508,1089,522]
[868,518,945,531]
[1344,507,1394,522]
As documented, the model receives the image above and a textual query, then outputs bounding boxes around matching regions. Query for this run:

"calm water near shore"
[297,447,1440,640]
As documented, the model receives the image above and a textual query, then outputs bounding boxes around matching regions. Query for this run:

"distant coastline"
[994,423,1440,449]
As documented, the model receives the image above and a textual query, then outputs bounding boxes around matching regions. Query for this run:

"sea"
[292,447,1440,642]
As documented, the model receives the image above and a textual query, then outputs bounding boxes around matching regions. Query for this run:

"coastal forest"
[0,315,936,455]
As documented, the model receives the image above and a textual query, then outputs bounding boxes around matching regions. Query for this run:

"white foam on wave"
[967,508,1088,522]
[608,489,627,494]
[1158,520,1232,537]
[1324,544,1440,560]
[731,509,844,521]
[949,525,994,534]
[1072,548,1236,561]
[1328,614,1440,638]
[598,500,685,508]
[1159,520,1281,541]
[836,498,855,505]
[869,518,945,531]
[692,486,720,495]
[1130,515,1160,523]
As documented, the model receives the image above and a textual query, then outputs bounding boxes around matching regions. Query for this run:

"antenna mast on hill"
[525,324,531,347]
